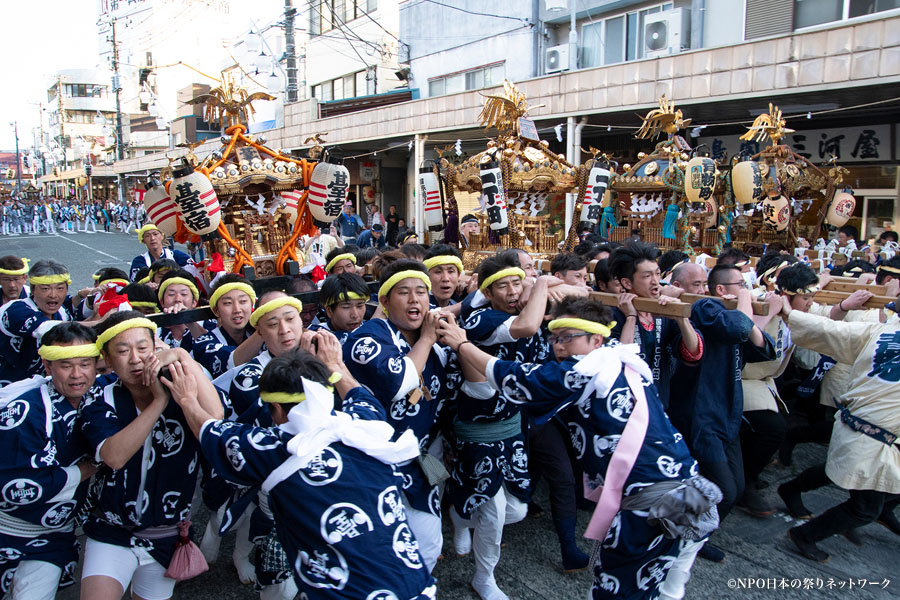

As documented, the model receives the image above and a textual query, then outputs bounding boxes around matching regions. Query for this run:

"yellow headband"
[128,300,159,309]
[847,267,864,274]
[325,253,357,273]
[479,267,526,291]
[423,256,464,275]
[99,278,129,288]
[778,284,820,296]
[878,265,900,275]
[158,277,200,302]
[95,317,157,350]
[324,291,368,307]
[210,282,257,309]
[378,271,432,312]
[39,343,101,361]
[92,273,101,282]
[734,260,750,267]
[260,373,342,403]
[756,261,788,286]
[0,258,29,276]
[547,317,616,339]
[249,296,304,328]
[29,273,72,286]
[137,224,160,241]
[140,266,174,285]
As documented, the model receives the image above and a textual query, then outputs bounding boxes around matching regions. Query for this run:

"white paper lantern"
[279,190,302,226]
[169,161,221,236]
[825,191,856,227]
[480,160,509,235]
[418,167,445,232]
[308,159,350,228]
[732,160,765,209]
[762,194,790,231]
[580,159,610,230]
[143,177,179,236]
[685,157,717,208]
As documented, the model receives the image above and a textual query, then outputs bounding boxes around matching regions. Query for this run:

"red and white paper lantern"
[825,191,856,228]
[580,159,610,230]
[143,177,179,236]
[308,158,350,229]
[278,190,302,226]
[418,167,445,232]
[762,194,790,231]
[169,161,221,236]
[480,160,509,235]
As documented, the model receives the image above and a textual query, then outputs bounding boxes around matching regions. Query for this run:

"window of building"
[794,0,899,28]
[312,69,368,101]
[428,62,504,97]
[64,83,108,98]
[309,0,377,34]
[580,2,673,68]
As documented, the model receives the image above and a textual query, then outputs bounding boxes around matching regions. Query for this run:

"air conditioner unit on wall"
[545,44,570,73]
[644,8,688,59]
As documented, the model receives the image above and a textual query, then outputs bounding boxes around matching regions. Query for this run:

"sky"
[1,2,101,151]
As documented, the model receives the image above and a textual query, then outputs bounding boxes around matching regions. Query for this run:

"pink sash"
[584,366,650,541]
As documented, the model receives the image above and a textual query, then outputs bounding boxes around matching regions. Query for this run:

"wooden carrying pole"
[813,290,895,309]
[823,281,887,295]
[588,292,770,317]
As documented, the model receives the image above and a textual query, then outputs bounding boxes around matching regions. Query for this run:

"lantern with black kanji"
[762,193,790,231]
[579,158,610,231]
[418,166,445,232]
[308,158,350,228]
[732,160,766,210]
[169,160,221,236]
[479,159,509,235]
[143,176,179,236]
[685,156,717,209]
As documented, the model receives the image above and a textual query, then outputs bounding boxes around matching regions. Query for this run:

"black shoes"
[788,527,829,562]
[738,487,776,518]
[876,510,900,537]
[778,439,796,467]
[778,483,813,520]
[698,543,725,562]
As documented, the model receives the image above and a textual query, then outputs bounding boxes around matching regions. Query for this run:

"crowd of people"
[1,197,149,236]
[0,212,898,600]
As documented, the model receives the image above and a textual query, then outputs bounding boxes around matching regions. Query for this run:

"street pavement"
[0,229,178,287]
[6,231,898,599]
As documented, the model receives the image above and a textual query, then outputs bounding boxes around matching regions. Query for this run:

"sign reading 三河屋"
[698,124,892,163]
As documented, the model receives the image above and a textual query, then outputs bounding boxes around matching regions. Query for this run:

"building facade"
[99,0,900,241]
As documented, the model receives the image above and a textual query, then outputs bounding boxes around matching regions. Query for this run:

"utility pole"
[284,0,298,102]
[11,122,23,196]
[57,77,67,173]
[111,18,126,205]
[36,102,47,178]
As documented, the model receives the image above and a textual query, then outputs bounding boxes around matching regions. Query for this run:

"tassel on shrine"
[662,204,679,239]
[598,206,618,238]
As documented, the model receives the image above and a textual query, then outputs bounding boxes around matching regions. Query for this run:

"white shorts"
[81,537,176,600]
